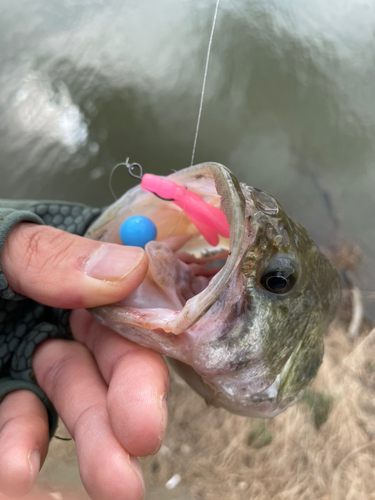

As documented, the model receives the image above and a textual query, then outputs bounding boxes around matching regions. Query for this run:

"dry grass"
[141,322,375,500]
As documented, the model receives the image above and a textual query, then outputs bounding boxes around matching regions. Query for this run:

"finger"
[0,390,49,498]
[0,223,148,309]
[71,309,169,457]
[33,339,145,500]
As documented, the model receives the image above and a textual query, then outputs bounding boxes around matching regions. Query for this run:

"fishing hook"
[109,157,144,200]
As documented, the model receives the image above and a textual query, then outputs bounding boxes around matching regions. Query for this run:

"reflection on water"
[15,73,88,153]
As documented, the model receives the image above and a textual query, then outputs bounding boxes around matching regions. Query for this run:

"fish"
[85,162,341,418]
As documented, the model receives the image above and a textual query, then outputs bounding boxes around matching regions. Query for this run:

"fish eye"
[260,257,298,295]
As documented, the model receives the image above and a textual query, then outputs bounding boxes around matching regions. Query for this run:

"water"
[0,0,374,300]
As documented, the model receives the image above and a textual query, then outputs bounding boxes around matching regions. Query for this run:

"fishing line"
[110,1,221,242]
[174,0,220,238]
[54,435,72,441]
[190,0,221,166]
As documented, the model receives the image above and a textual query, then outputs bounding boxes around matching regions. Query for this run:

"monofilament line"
[190,0,220,166]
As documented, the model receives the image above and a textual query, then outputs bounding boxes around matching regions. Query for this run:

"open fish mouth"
[86,162,341,418]
[86,163,247,336]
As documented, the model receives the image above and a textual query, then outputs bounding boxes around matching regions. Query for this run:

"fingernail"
[28,449,40,485]
[130,456,145,498]
[84,244,144,281]
[161,391,168,436]
[153,391,168,455]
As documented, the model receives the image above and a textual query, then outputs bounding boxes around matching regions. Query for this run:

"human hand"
[0,223,169,500]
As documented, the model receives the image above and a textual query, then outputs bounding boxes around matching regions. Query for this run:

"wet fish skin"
[86,163,341,418]
[229,184,340,413]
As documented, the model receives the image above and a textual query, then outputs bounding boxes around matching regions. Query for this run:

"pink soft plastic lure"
[140,173,230,246]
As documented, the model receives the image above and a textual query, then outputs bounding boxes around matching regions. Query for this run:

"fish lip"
[166,163,247,332]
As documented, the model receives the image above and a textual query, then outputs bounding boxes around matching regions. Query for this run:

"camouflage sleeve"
[0,200,102,437]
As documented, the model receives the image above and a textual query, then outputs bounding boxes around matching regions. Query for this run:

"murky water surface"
[1,0,375,311]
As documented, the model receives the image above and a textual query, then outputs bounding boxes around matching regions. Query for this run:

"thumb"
[0,222,148,309]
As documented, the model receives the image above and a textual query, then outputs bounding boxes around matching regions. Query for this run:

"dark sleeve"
[0,200,102,438]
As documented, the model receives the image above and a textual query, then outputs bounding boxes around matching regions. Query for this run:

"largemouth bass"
[86,163,341,418]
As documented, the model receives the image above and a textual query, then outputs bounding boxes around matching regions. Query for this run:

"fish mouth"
[86,162,248,335]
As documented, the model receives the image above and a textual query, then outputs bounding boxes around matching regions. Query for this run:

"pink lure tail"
[140,174,230,246]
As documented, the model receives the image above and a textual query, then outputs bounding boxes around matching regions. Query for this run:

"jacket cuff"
[0,377,59,439]
[0,209,44,300]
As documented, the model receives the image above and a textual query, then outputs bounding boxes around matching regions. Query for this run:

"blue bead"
[119,215,157,248]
